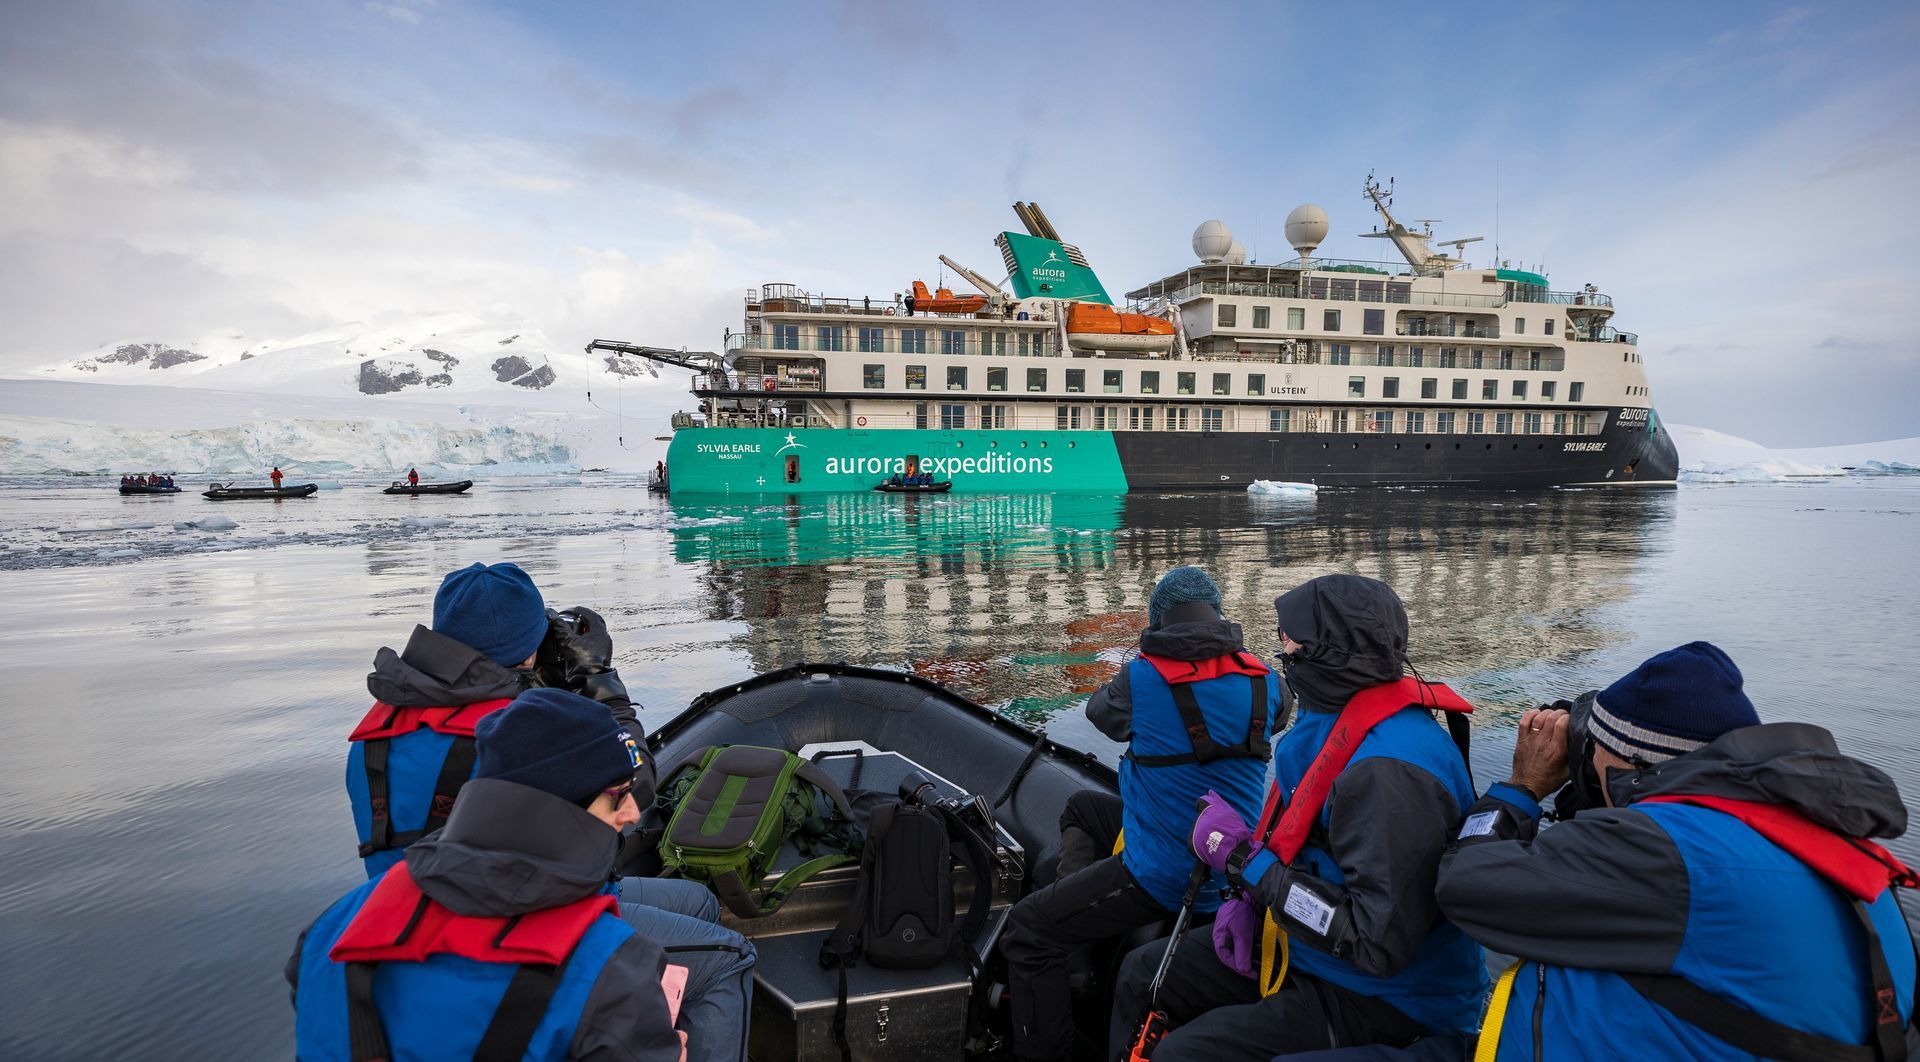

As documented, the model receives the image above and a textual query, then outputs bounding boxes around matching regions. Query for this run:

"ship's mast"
[1358,174,1481,277]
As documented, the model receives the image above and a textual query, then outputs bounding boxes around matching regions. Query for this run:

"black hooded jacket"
[1086,600,1261,741]
[289,779,683,1060]
[1273,574,1409,711]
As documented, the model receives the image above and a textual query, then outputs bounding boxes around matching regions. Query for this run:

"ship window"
[1099,405,1123,430]
[1056,405,1068,430]
[986,331,1007,356]
[1253,306,1271,329]
[947,366,967,391]
[985,404,1009,428]
[1407,410,1426,433]
[1495,412,1514,434]
[1169,407,1189,430]
[1544,318,1556,337]
[914,403,929,429]
[940,329,966,356]
[1212,372,1230,396]
[1469,412,1486,434]
[1218,304,1236,327]
[863,364,885,389]
[1327,343,1352,366]
[900,328,927,354]
[1523,413,1543,434]
[1323,309,1341,331]
[1451,379,1467,400]
[1377,343,1393,366]
[1513,380,1528,399]
[1569,382,1585,402]
[1553,413,1568,434]
[1363,308,1384,335]
[1016,332,1033,357]
[1573,413,1589,434]
[1178,372,1195,395]
[1482,379,1497,400]
[1066,368,1086,393]
[906,365,927,390]
[1028,367,1047,392]
[1437,411,1456,434]
[1287,307,1305,330]
[940,403,967,429]
[1201,408,1224,432]
[771,324,799,350]
[1371,411,1392,432]
[1349,376,1366,398]
[1248,373,1265,396]
[1515,318,1527,335]
[1331,409,1350,433]
[858,327,885,353]
[1470,349,1484,369]
[1140,370,1160,395]
[1499,349,1514,370]
[986,366,1007,392]
[1382,377,1400,399]
[1421,378,1438,400]
[1270,407,1291,432]
[818,326,844,352]
[1409,346,1424,368]
[1104,369,1123,394]
[1440,347,1457,368]
[1071,406,1085,429]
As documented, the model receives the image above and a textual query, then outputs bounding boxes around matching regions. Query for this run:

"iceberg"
[1671,424,1920,484]
[174,515,239,531]
[1248,480,1319,496]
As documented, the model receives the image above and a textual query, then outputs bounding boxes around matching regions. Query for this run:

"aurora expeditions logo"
[823,454,1055,476]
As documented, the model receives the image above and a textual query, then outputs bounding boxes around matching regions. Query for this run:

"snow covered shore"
[1670,424,1920,483]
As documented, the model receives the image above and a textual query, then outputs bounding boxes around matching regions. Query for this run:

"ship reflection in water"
[665,488,1672,756]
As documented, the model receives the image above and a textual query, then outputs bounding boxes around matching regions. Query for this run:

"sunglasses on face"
[602,782,636,805]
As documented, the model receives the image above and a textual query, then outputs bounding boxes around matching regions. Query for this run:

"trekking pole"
[1129,801,1213,1061]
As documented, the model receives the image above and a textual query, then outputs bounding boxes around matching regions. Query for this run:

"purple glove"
[1190,789,1251,873]
[1212,895,1261,978]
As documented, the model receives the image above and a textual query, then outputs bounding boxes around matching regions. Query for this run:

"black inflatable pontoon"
[202,482,319,500]
[381,479,473,495]
[874,481,952,493]
[118,485,181,495]
[637,663,1123,1061]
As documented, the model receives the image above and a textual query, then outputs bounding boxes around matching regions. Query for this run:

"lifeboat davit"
[909,280,989,315]
[1065,302,1177,352]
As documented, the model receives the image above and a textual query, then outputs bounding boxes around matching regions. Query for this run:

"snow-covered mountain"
[1670,423,1920,482]
[2,315,686,474]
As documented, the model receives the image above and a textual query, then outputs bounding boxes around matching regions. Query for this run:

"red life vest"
[330,862,620,1061]
[1140,650,1271,685]
[1640,793,1917,900]
[1252,676,1474,863]
[350,699,512,860]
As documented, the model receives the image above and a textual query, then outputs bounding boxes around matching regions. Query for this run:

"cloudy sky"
[3,0,1915,445]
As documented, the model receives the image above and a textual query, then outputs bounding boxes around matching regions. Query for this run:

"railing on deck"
[730,331,1063,358]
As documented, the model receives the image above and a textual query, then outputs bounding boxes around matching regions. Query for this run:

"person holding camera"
[1436,641,1916,1061]
[1000,566,1280,1062]
[1108,574,1489,1060]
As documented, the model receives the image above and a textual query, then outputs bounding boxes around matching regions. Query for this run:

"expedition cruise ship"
[598,179,1678,493]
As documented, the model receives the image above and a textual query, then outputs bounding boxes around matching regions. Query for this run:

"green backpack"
[657,744,858,918]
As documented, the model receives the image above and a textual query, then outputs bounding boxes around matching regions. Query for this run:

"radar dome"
[1284,204,1330,260]
[1224,239,1247,265]
[1192,220,1234,263]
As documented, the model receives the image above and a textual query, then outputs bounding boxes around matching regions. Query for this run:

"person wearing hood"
[1001,566,1280,1062]
[1108,574,1489,1060]
[1437,642,1917,1060]
[348,562,641,879]
[291,688,756,1061]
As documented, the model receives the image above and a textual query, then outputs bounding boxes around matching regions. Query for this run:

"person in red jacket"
[407,467,420,488]
[270,466,284,489]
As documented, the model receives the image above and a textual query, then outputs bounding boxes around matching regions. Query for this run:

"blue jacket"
[291,779,681,1061]
[1233,701,1490,1036]
[1439,723,1917,1061]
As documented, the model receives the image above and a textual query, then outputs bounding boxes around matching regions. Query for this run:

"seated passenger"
[1001,566,1277,1062]
[1437,642,1917,1061]
[1109,575,1488,1060]
[289,689,691,1060]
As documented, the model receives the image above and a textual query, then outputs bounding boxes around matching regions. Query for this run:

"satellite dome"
[1284,204,1330,259]
[1192,220,1234,263]
[1224,239,1247,265]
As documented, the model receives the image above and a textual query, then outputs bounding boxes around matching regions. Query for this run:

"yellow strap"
[1112,828,1125,855]
[1473,960,1525,1062]
[1257,912,1290,998]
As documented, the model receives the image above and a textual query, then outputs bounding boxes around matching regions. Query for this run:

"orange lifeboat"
[907,280,989,315]
[1065,303,1176,353]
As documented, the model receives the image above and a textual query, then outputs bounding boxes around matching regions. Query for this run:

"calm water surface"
[2,476,1916,1058]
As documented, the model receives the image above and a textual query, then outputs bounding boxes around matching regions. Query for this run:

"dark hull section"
[118,486,181,495]
[1114,410,1677,490]
[202,484,319,500]
[381,480,473,495]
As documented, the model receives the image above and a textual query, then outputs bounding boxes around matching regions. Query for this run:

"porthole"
[1020,441,1029,448]
[1068,441,1076,448]
[1040,441,1048,448]
[1351,442,1359,449]
[1485,443,1493,450]
[1393,443,1401,450]
[988,440,998,448]
[956,441,965,448]
[1424,443,1433,450]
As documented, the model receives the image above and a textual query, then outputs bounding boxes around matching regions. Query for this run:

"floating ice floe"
[93,548,142,560]
[1850,460,1920,477]
[58,519,158,534]
[399,516,453,529]
[313,480,344,490]
[174,515,239,531]
[1247,480,1319,496]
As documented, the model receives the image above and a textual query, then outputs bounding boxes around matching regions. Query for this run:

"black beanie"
[1592,641,1760,765]
[474,688,641,805]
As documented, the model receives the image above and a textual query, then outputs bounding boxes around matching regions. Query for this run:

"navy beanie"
[475,688,642,805]
[1149,566,1222,626]
[433,562,549,667]
[1591,641,1760,765]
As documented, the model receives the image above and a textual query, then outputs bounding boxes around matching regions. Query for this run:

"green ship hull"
[665,428,1128,495]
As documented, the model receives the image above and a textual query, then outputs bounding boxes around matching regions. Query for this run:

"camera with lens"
[1547,691,1606,819]
[898,769,1022,881]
